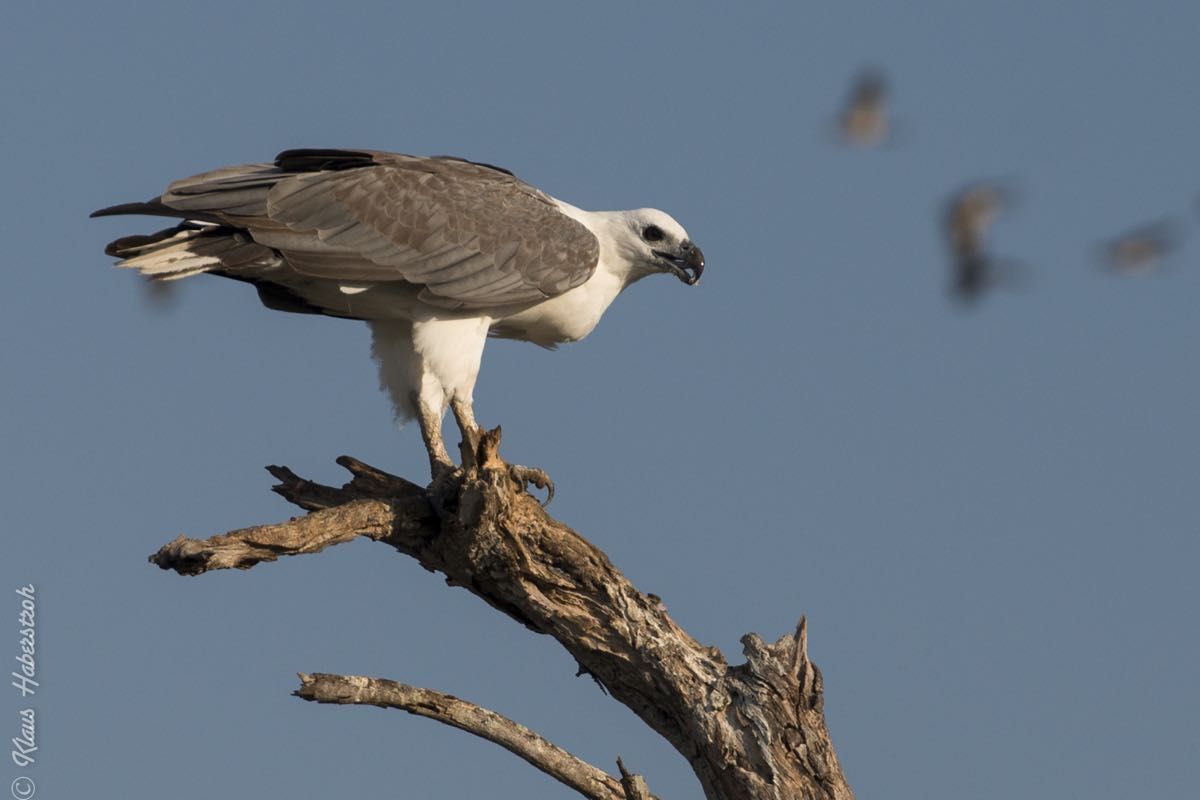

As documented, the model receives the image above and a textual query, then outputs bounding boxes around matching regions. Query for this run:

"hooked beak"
[653,240,705,286]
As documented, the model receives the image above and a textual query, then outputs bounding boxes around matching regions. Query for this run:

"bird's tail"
[92,200,277,282]
[91,154,351,281]
[97,221,234,281]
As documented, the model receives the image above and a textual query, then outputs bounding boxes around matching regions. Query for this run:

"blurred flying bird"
[1097,220,1180,275]
[942,181,1021,303]
[835,68,891,148]
[945,183,1009,257]
[93,149,704,491]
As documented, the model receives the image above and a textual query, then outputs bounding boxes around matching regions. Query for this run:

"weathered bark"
[617,757,653,800]
[295,673,648,800]
[150,430,855,800]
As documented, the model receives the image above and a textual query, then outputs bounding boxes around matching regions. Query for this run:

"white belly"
[491,267,626,347]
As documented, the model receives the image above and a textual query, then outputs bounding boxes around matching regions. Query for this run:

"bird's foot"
[509,464,555,507]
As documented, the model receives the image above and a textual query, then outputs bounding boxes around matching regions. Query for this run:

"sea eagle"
[93,148,704,488]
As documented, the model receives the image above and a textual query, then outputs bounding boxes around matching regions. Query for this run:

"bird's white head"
[602,208,705,286]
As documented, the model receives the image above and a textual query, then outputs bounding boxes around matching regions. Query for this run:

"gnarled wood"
[150,429,855,800]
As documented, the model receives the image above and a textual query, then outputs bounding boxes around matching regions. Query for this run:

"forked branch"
[150,429,854,800]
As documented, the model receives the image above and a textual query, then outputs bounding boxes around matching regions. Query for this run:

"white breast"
[491,258,627,347]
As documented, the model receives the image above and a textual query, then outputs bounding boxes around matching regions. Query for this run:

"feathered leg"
[369,319,453,476]
[410,316,492,475]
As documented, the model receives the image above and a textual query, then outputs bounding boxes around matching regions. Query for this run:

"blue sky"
[2,2,1197,798]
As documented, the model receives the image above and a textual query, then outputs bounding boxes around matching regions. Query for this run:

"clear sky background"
[2,1,1197,798]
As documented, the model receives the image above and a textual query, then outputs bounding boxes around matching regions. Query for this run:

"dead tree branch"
[150,429,855,800]
[295,673,641,800]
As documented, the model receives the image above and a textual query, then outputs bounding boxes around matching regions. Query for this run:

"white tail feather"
[116,228,222,279]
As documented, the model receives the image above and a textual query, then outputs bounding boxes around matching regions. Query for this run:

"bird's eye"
[642,225,664,242]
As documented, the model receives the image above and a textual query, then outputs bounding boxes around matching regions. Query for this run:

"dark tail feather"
[103,225,184,258]
[90,197,172,218]
[90,197,223,224]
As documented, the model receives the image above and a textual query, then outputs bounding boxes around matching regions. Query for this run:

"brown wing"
[157,149,600,309]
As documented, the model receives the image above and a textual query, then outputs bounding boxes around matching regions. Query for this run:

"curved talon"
[509,465,555,507]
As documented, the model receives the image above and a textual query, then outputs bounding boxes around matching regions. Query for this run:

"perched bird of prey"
[93,148,704,485]
[942,181,1020,303]
[835,67,891,148]
[1097,220,1180,275]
